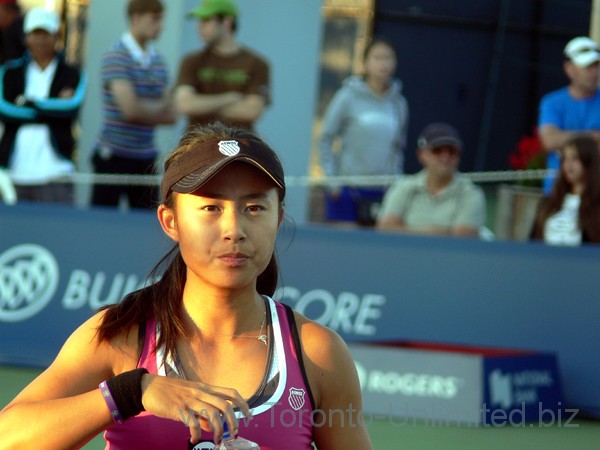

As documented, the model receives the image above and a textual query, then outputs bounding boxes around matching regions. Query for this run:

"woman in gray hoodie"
[319,36,409,226]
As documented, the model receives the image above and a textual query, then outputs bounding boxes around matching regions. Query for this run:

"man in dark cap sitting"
[376,122,486,237]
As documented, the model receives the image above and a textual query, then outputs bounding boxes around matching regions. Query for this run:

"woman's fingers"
[142,374,252,443]
[210,385,253,420]
[180,403,233,445]
[179,407,202,443]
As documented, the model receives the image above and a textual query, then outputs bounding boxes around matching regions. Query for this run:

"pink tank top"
[104,297,315,450]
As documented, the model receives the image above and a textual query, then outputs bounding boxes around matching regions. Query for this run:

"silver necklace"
[257,313,268,346]
[212,310,268,346]
[170,307,268,381]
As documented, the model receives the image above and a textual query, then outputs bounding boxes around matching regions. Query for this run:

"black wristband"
[105,368,149,420]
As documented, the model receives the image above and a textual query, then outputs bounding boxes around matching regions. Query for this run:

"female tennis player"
[0,122,373,449]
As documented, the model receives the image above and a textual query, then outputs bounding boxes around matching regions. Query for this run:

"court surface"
[2,364,598,449]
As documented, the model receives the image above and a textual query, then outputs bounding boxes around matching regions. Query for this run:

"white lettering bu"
[276,287,385,336]
[62,270,143,310]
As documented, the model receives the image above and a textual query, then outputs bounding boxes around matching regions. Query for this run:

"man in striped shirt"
[91,0,175,209]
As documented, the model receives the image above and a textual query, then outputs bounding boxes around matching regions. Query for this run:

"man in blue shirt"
[538,36,600,193]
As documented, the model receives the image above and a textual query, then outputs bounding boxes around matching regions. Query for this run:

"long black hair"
[531,134,600,242]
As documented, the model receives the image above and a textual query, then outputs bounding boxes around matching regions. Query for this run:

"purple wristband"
[99,380,124,425]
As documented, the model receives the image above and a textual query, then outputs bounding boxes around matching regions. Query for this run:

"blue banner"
[1,203,599,418]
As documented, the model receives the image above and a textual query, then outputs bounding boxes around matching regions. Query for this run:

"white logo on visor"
[218,140,241,157]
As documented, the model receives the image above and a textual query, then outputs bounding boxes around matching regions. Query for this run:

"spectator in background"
[376,122,485,237]
[538,36,600,194]
[0,7,86,204]
[91,0,175,210]
[530,134,600,246]
[174,0,270,132]
[0,0,25,65]
[318,37,409,226]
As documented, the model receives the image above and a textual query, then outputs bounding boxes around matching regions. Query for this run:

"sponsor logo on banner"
[489,369,555,408]
[0,243,386,340]
[0,244,147,322]
[276,286,386,337]
[0,244,58,322]
[288,387,306,411]
[354,361,463,399]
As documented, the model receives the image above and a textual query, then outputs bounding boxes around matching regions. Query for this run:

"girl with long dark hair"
[531,134,600,245]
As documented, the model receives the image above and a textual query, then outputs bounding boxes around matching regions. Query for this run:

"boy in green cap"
[174,0,271,132]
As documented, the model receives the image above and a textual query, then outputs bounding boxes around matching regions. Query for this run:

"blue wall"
[1,203,598,417]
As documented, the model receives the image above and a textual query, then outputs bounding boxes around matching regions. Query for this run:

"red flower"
[509,128,544,170]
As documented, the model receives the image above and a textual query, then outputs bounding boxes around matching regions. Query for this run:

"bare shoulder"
[6,310,139,407]
[60,310,108,355]
[50,308,141,375]
[291,311,374,449]
[292,311,358,407]
[293,312,350,363]
[61,309,139,368]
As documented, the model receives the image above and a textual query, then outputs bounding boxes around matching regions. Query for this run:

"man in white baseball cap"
[538,36,600,194]
[23,6,60,34]
[563,36,600,68]
[0,7,87,204]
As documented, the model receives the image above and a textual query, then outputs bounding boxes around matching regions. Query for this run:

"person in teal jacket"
[0,7,86,204]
